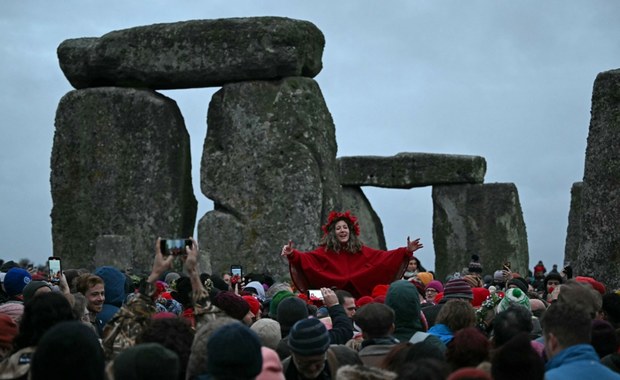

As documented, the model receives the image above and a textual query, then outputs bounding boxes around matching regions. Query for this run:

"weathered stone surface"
[341,186,386,250]
[577,69,620,288]
[564,182,582,268]
[94,235,133,270]
[51,87,197,272]
[432,183,529,281]
[338,153,486,188]
[199,78,341,277]
[57,17,325,90]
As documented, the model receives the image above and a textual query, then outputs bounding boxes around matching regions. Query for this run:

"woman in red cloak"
[281,210,423,298]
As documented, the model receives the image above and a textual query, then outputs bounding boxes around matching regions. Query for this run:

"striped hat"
[287,318,330,356]
[443,278,474,300]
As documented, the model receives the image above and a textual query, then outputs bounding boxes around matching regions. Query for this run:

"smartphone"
[48,257,62,283]
[230,265,243,278]
[308,289,323,300]
[160,238,192,256]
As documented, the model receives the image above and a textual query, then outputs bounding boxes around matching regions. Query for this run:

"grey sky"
[1,1,619,273]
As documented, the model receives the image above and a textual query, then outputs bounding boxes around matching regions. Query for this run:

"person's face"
[222,273,231,286]
[535,270,544,279]
[425,288,438,303]
[407,259,418,272]
[335,221,350,244]
[547,280,560,293]
[85,283,105,314]
[242,310,255,326]
[342,297,357,318]
[292,352,327,379]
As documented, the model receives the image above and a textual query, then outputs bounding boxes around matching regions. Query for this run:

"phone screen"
[308,289,323,300]
[48,257,62,283]
[230,265,242,278]
[161,239,192,256]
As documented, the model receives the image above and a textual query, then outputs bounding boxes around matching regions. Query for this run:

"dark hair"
[445,327,490,371]
[541,302,591,348]
[335,289,355,305]
[492,305,534,347]
[396,358,449,380]
[354,303,394,337]
[381,341,445,373]
[12,292,74,352]
[602,292,620,329]
[320,217,363,253]
[411,256,427,273]
[138,317,194,380]
[436,300,476,332]
[491,333,544,380]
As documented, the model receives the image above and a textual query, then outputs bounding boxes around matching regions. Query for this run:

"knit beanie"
[213,291,250,320]
[277,296,309,337]
[543,272,563,288]
[251,318,282,350]
[416,272,433,286]
[31,321,105,380]
[371,284,389,298]
[447,367,491,380]
[507,277,529,293]
[243,295,261,316]
[443,278,474,300]
[534,260,546,274]
[463,274,483,288]
[493,270,504,283]
[496,288,530,313]
[0,302,24,322]
[164,272,180,285]
[113,343,179,380]
[591,319,619,359]
[22,280,52,303]
[287,318,331,356]
[268,290,294,318]
[257,347,285,380]
[3,267,32,297]
[0,313,18,351]
[468,255,483,274]
[356,296,374,308]
[575,276,606,295]
[472,287,491,308]
[426,280,444,293]
[207,323,263,380]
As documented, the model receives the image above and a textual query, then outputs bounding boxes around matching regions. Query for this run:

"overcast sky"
[1,1,619,273]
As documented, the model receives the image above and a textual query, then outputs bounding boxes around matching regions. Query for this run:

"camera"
[160,239,192,256]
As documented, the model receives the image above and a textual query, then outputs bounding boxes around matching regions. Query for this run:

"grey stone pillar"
[432,183,529,281]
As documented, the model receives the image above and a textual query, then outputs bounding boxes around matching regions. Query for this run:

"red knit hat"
[214,291,250,320]
[371,284,389,298]
[471,287,491,308]
[575,276,606,295]
[243,295,261,316]
[356,296,374,308]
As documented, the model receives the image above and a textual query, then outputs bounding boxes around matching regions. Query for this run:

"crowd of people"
[0,211,619,379]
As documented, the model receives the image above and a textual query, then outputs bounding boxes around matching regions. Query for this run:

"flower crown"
[322,210,361,236]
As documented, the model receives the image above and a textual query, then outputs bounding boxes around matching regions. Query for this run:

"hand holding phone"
[308,289,323,300]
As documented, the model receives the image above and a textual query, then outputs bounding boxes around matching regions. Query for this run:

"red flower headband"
[321,210,361,236]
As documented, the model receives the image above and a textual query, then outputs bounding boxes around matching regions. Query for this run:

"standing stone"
[199,78,341,277]
[564,182,582,268]
[578,69,620,288]
[338,153,486,188]
[432,183,529,281]
[51,87,197,272]
[341,186,386,250]
[57,17,325,90]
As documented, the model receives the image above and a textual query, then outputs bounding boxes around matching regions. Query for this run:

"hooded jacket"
[94,266,127,326]
[546,344,620,380]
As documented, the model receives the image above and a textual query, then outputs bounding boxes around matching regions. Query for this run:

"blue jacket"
[427,323,453,345]
[546,344,620,380]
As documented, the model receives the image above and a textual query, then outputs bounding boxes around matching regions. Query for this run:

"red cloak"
[287,245,412,298]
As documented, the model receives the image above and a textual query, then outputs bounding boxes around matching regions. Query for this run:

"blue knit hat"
[207,323,262,379]
[287,318,331,356]
[3,268,32,297]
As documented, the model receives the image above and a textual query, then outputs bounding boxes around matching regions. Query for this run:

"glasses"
[426,289,438,293]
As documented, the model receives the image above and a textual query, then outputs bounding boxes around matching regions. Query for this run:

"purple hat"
[425,280,444,293]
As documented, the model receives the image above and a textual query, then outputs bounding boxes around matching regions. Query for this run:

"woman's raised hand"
[281,240,294,257]
[407,236,423,253]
